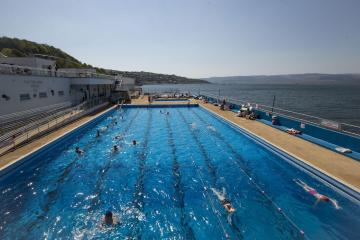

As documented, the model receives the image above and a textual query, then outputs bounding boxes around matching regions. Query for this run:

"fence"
[199,91,360,137]
[0,63,116,80]
[0,97,109,156]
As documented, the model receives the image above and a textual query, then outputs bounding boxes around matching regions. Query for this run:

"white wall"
[0,57,56,69]
[0,74,71,115]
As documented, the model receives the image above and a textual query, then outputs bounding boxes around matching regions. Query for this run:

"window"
[58,90,64,96]
[39,92,47,98]
[20,94,31,101]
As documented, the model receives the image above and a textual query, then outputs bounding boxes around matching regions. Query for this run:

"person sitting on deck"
[294,179,340,209]
[75,146,84,155]
[286,128,301,135]
[211,187,236,213]
[102,210,120,227]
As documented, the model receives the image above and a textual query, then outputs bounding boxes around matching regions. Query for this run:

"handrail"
[199,91,360,136]
[0,97,109,152]
[0,102,72,124]
[0,63,116,80]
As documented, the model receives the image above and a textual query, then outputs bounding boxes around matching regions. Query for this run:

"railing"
[0,63,116,80]
[0,102,72,126]
[199,91,360,137]
[0,97,109,155]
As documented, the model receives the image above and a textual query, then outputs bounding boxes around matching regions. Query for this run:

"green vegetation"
[106,70,207,85]
[0,37,88,68]
[0,36,207,84]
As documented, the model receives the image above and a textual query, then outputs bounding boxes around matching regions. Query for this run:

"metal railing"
[0,97,109,155]
[0,63,116,80]
[0,102,72,126]
[199,91,360,137]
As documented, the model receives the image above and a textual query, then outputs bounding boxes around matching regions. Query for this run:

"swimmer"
[114,135,123,140]
[132,140,137,145]
[112,145,119,152]
[294,179,340,209]
[207,125,216,131]
[99,126,107,132]
[190,122,197,129]
[96,130,100,138]
[75,146,84,155]
[102,210,120,226]
[211,187,236,213]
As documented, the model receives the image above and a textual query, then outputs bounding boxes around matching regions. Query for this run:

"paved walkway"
[0,105,115,171]
[197,100,360,191]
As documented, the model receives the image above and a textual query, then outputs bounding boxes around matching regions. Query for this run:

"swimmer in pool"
[112,145,119,152]
[96,130,100,138]
[211,187,236,213]
[132,140,137,145]
[114,135,123,140]
[101,210,120,226]
[294,179,340,209]
[75,146,84,155]
[190,122,197,130]
[207,125,216,131]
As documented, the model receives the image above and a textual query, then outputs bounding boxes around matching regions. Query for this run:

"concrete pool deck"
[1,98,359,194]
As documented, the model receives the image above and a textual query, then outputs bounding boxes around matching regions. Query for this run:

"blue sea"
[142,81,360,127]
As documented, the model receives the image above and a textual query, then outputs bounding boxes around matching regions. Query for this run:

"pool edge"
[199,105,360,203]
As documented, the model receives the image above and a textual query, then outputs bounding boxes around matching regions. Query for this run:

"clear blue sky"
[1,0,359,78]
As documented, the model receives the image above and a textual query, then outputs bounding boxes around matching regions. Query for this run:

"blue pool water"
[0,107,359,239]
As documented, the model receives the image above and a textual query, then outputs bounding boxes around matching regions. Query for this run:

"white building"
[0,57,135,116]
[0,56,56,70]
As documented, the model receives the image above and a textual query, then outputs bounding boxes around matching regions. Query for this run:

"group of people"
[75,113,139,156]
[210,179,340,219]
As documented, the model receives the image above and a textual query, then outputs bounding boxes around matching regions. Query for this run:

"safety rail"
[0,97,109,155]
[199,91,360,136]
[0,102,72,124]
[0,63,116,80]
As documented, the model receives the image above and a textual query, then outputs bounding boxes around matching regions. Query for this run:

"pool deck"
[196,100,360,192]
[0,105,116,172]
[1,98,359,194]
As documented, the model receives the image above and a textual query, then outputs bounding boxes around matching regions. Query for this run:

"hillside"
[0,37,91,69]
[0,37,207,84]
[106,70,206,85]
[205,73,360,85]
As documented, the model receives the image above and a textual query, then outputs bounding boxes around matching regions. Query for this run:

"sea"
[142,81,360,128]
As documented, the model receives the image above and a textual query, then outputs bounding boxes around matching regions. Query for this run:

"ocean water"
[1,107,359,239]
[142,82,360,126]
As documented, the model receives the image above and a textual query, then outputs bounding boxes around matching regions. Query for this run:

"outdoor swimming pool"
[0,107,359,239]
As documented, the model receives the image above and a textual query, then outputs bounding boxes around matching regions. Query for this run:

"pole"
[271,95,276,114]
